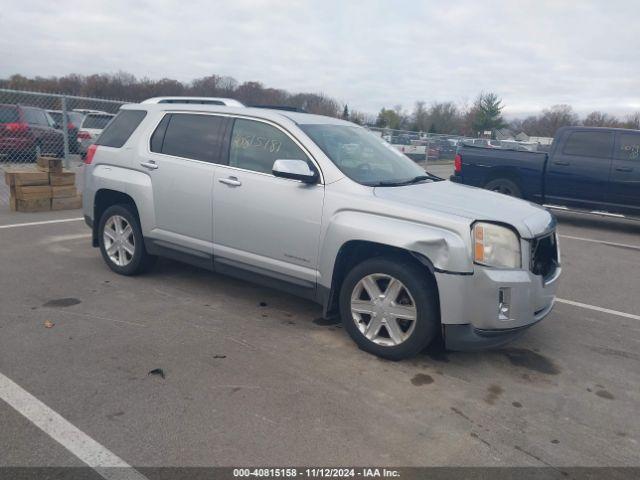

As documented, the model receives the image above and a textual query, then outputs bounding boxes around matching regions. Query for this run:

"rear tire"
[339,256,439,360]
[484,178,522,198]
[98,204,156,276]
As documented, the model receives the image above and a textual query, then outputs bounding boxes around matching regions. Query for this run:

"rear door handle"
[615,166,633,172]
[218,177,242,187]
[140,161,158,170]
[554,161,570,166]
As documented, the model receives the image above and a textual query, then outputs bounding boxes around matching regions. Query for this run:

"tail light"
[85,144,98,164]
[4,122,30,133]
[454,154,462,173]
[78,130,92,140]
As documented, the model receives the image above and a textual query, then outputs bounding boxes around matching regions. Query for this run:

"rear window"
[562,131,613,159]
[151,113,227,163]
[0,106,19,123]
[95,110,146,148]
[83,114,115,130]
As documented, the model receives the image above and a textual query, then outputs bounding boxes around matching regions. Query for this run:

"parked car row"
[0,104,114,161]
[46,110,85,154]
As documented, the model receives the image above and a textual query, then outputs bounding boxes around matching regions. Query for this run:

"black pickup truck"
[450,126,640,219]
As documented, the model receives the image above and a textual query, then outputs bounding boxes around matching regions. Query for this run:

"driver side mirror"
[272,159,318,184]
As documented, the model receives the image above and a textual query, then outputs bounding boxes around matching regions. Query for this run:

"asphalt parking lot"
[1,164,639,473]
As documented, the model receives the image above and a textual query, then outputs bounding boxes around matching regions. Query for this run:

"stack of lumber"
[4,157,82,212]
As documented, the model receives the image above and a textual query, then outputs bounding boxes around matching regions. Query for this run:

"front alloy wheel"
[339,256,439,360]
[351,274,417,346]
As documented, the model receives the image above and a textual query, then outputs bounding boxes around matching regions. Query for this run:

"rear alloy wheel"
[339,257,439,360]
[484,178,522,198]
[98,204,156,275]
[103,215,136,267]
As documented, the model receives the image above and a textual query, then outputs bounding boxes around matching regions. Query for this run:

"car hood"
[373,180,554,239]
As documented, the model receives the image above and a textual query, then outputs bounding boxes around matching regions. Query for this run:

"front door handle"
[554,160,570,166]
[615,166,633,172]
[140,161,158,170]
[218,177,242,187]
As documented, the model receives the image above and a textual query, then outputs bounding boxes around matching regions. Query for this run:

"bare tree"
[428,102,460,134]
[624,112,640,130]
[411,101,429,131]
[583,111,622,127]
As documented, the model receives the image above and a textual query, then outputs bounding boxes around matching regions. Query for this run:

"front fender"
[318,211,472,289]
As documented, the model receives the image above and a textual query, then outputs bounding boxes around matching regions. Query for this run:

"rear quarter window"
[96,110,146,148]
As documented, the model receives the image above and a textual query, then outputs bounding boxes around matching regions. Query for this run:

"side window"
[562,131,613,159]
[96,110,146,148]
[229,119,307,174]
[616,133,640,161]
[150,114,171,153]
[157,114,226,163]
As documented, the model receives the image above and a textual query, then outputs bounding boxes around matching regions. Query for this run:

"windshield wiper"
[372,175,433,187]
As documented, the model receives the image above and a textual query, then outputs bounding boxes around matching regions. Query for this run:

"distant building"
[494,128,515,140]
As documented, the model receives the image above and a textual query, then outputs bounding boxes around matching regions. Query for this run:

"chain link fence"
[367,127,469,163]
[0,88,126,208]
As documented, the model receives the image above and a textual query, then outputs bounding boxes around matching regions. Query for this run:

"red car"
[0,104,65,161]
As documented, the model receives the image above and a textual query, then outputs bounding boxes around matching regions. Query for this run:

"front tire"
[339,257,439,360]
[98,204,156,275]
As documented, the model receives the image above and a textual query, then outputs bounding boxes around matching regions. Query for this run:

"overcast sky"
[1,0,638,118]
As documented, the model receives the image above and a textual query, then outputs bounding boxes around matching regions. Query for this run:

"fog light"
[498,287,511,321]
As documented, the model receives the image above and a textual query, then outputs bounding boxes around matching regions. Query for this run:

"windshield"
[300,124,427,186]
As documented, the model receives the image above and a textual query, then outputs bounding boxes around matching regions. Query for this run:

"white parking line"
[0,372,148,480]
[559,234,640,251]
[0,217,84,229]
[556,298,640,321]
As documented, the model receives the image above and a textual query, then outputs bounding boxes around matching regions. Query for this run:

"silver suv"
[83,103,561,360]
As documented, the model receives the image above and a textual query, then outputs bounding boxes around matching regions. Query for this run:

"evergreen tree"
[342,104,350,120]
[472,92,506,135]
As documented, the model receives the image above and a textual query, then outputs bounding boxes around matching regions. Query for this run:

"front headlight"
[473,222,521,269]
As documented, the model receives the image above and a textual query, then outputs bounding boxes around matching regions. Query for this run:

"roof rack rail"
[142,97,245,107]
[250,105,307,113]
